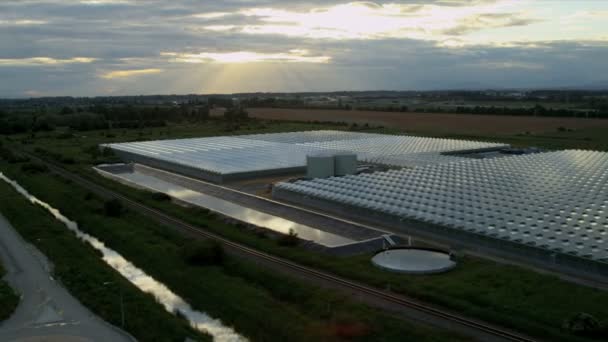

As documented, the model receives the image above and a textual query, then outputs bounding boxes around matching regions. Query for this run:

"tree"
[60,106,74,115]
[104,199,124,217]
[197,106,210,121]
[224,106,249,121]
[562,313,601,336]
[181,240,225,266]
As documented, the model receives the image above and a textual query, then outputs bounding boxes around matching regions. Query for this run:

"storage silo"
[306,153,335,179]
[334,152,357,176]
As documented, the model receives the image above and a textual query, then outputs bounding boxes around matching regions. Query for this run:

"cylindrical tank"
[306,153,335,179]
[334,152,357,176]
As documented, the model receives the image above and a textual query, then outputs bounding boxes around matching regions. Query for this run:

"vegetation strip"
[0,263,19,322]
[0,179,209,341]
[0,173,244,341]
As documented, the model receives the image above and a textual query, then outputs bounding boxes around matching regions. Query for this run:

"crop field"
[243,108,608,135]
[234,108,608,151]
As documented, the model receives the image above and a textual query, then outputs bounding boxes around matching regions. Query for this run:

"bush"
[278,229,299,247]
[151,192,171,201]
[20,162,49,174]
[60,156,76,164]
[181,240,225,266]
[0,146,29,163]
[56,132,75,139]
[562,312,602,336]
[103,199,124,217]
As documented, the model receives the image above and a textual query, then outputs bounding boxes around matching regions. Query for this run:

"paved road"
[0,214,133,342]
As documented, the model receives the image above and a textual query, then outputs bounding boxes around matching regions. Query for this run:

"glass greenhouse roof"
[105,131,506,175]
[276,150,608,262]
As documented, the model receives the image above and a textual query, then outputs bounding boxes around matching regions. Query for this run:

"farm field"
[243,108,608,135]
[236,108,608,151]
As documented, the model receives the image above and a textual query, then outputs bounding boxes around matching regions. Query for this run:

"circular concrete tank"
[371,247,456,274]
[334,153,357,176]
[306,153,335,179]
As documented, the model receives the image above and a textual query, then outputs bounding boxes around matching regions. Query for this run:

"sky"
[1,0,608,97]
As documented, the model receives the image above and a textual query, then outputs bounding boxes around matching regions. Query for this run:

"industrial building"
[273,150,608,275]
[104,130,507,183]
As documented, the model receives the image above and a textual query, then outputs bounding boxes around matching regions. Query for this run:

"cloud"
[79,0,133,5]
[100,68,163,79]
[443,12,540,35]
[0,0,607,97]
[0,19,48,25]
[237,1,538,41]
[0,57,96,67]
[161,50,331,63]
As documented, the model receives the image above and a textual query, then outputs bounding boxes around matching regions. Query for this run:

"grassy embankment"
[0,160,470,342]
[0,263,19,322]
[6,120,608,341]
[0,179,209,341]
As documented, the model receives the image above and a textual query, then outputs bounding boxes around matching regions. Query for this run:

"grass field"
[242,108,608,150]
[4,119,608,341]
[0,263,19,322]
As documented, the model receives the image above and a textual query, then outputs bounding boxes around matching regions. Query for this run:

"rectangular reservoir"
[95,166,356,247]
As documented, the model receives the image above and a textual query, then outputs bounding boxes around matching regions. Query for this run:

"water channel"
[0,172,246,342]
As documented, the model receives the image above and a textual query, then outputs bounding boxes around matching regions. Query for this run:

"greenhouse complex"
[274,149,608,276]
[105,131,608,277]
[104,131,507,182]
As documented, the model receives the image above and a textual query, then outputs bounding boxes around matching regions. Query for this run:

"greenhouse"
[274,150,608,271]
[104,130,507,182]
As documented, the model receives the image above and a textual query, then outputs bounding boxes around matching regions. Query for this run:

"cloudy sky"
[1,0,608,97]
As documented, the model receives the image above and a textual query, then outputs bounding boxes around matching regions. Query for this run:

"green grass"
[0,263,19,322]
[0,180,209,342]
[0,162,470,342]
[5,120,608,341]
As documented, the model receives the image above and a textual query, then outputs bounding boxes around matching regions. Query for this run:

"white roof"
[105,130,506,175]
[276,150,608,262]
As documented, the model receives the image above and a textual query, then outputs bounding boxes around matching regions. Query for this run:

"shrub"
[60,156,76,164]
[278,229,299,247]
[56,132,75,139]
[103,199,124,217]
[562,312,602,336]
[20,162,49,174]
[181,240,225,266]
[151,192,171,201]
[101,147,115,157]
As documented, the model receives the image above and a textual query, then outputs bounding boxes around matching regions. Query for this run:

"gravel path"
[0,214,133,342]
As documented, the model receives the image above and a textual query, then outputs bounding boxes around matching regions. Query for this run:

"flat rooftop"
[275,150,608,262]
[104,131,507,180]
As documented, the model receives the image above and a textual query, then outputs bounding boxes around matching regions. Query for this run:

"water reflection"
[111,170,355,247]
[0,173,246,342]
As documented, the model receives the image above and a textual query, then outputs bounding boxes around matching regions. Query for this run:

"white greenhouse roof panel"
[242,130,379,144]
[275,150,608,262]
[105,137,342,175]
[104,130,507,182]
[298,135,508,160]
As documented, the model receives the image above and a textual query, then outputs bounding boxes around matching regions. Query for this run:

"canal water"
[0,172,246,342]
